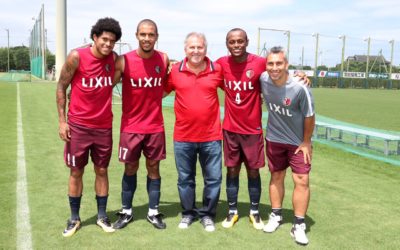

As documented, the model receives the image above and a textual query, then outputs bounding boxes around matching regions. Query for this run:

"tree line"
[290,61,400,73]
[0,46,55,72]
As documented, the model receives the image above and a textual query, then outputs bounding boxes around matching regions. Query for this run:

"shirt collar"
[178,56,215,73]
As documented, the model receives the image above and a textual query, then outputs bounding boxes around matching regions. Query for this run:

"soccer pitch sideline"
[1,82,399,249]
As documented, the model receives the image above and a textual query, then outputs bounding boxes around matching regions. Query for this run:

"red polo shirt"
[166,57,223,142]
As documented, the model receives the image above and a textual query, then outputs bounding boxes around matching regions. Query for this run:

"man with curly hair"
[56,17,122,237]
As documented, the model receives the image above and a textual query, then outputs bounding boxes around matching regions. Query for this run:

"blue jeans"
[174,140,222,219]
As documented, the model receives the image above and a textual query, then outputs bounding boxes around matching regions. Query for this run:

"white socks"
[250,209,259,215]
[122,208,132,215]
[148,208,159,216]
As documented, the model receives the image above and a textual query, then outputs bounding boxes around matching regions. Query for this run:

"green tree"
[0,47,16,71]
[317,65,328,71]
[0,48,8,71]
[0,46,31,71]
[12,46,30,70]
[0,46,54,72]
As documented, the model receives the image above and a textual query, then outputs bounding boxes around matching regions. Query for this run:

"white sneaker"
[290,223,309,245]
[263,213,282,233]
[178,216,194,229]
[200,216,215,232]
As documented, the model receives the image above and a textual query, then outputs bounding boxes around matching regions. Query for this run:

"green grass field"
[312,88,400,165]
[312,88,400,132]
[1,82,400,249]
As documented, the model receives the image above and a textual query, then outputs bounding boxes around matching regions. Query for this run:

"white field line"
[16,83,33,250]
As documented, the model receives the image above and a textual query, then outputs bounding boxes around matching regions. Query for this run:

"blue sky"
[1,0,399,67]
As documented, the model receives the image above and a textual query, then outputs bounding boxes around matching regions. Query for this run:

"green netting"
[31,57,43,79]
[162,95,174,107]
[29,6,45,79]
[312,114,400,165]
[316,114,400,136]
[314,138,400,166]
[0,71,31,82]
[265,110,398,165]
[112,83,122,104]
[266,113,400,165]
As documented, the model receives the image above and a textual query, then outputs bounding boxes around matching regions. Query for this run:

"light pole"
[389,40,395,89]
[319,50,323,66]
[364,37,371,88]
[339,35,346,88]
[5,29,9,72]
[301,46,304,69]
[56,0,67,81]
[257,28,261,55]
[312,33,319,86]
[284,30,291,63]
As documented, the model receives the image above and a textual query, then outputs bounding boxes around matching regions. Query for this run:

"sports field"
[1,82,400,249]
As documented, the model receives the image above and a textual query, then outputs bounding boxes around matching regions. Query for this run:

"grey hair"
[268,46,288,62]
[184,32,208,48]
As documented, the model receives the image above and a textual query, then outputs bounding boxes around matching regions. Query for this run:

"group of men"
[56,17,315,246]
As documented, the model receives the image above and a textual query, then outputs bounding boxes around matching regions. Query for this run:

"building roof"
[346,55,390,64]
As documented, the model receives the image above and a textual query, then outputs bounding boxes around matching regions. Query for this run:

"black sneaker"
[62,218,81,237]
[113,211,133,229]
[147,213,166,229]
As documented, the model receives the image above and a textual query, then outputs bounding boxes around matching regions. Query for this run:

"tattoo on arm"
[56,51,79,123]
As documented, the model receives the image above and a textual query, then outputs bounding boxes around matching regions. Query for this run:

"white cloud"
[353,0,400,17]
[183,0,293,14]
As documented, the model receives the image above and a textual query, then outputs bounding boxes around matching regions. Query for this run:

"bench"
[314,121,400,155]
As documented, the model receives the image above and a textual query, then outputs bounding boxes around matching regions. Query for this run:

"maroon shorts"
[64,122,113,169]
[266,140,311,174]
[118,131,166,163]
[223,130,265,169]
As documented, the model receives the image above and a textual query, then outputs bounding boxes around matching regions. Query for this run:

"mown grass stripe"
[16,83,33,250]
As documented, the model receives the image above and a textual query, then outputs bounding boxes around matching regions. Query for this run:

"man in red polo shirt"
[165,32,223,232]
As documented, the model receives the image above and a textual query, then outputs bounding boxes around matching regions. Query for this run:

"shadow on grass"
[216,200,315,232]
[80,201,182,228]
[80,200,315,233]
